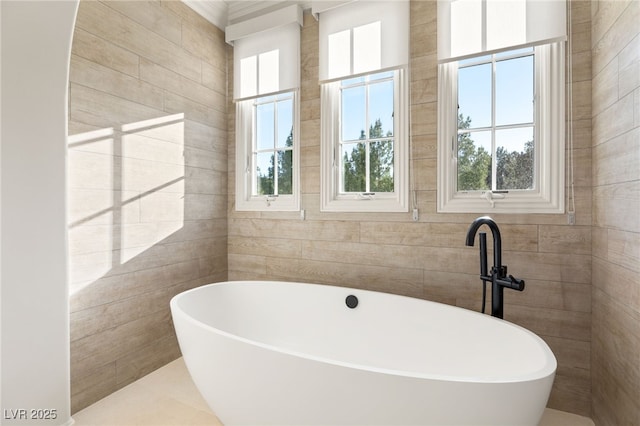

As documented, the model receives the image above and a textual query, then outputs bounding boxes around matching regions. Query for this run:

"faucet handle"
[507,275,525,291]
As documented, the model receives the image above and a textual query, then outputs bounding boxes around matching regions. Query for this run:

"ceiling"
[182,0,312,31]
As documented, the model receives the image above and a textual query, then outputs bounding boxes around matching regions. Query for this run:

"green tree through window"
[457,113,534,192]
[457,114,491,191]
[496,140,534,190]
[257,128,293,195]
[342,118,394,193]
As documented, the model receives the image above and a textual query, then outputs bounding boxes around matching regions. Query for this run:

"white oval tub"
[170,281,556,425]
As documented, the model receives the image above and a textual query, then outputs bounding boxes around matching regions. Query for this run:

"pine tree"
[257,128,294,195]
[496,139,534,190]
[342,118,394,193]
[456,113,534,191]
[457,114,491,191]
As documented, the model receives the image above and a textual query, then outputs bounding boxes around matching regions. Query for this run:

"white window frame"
[321,68,409,212]
[437,42,565,214]
[235,90,300,211]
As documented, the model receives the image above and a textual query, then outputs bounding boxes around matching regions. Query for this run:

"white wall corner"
[1,1,78,424]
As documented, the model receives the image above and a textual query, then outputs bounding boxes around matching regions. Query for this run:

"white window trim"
[321,68,409,213]
[437,43,565,214]
[235,91,300,212]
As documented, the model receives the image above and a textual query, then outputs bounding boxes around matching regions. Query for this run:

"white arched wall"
[1,1,78,425]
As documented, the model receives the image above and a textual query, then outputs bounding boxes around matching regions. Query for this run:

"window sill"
[437,191,565,214]
[321,194,409,213]
[236,196,300,212]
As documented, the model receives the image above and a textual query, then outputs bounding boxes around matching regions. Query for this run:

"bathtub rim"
[170,280,557,385]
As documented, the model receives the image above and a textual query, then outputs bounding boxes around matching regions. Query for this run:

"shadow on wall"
[67,112,227,411]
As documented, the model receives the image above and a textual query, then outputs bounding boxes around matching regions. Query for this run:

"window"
[457,48,535,193]
[236,92,299,210]
[321,70,408,212]
[437,0,566,213]
[438,44,565,213]
[316,0,410,212]
[228,5,302,211]
[341,72,395,194]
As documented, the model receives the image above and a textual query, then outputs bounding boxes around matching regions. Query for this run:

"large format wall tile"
[68,0,228,413]
[591,0,640,423]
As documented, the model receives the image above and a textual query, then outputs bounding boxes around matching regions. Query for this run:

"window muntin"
[339,72,395,195]
[236,90,299,211]
[253,93,294,197]
[321,68,408,212]
[438,42,565,214]
[230,6,301,212]
[456,48,534,194]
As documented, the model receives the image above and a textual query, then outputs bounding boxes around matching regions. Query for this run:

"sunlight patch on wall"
[120,114,185,264]
[68,114,186,296]
[68,127,115,295]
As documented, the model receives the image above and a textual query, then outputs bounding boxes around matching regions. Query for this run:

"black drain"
[345,295,359,309]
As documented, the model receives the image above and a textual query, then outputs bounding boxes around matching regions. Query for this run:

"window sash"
[252,93,295,197]
[457,49,536,193]
[437,43,565,214]
[321,68,408,212]
[338,73,396,195]
[236,91,300,211]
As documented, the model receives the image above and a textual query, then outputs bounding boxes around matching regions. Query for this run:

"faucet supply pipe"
[479,232,488,314]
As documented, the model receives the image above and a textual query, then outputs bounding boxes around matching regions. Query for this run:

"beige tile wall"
[591,0,640,424]
[228,2,593,416]
[67,0,632,419]
[68,0,228,413]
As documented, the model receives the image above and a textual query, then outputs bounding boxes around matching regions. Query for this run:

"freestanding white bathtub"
[170,281,556,425]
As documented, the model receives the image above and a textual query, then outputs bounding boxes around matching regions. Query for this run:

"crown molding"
[182,0,229,30]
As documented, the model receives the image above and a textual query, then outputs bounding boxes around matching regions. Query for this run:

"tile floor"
[73,358,595,426]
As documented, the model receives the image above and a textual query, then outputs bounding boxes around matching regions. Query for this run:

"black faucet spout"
[465,216,502,270]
